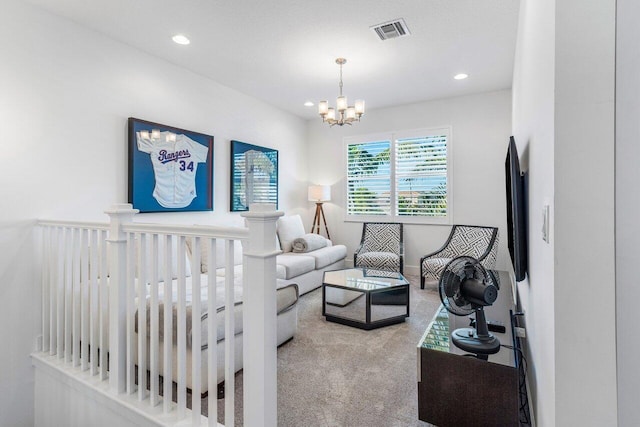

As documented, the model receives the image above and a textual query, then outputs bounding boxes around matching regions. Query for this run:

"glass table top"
[418,305,450,352]
[323,268,409,291]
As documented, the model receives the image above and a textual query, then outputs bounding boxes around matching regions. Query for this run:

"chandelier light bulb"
[327,108,336,121]
[336,96,348,112]
[318,101,329,115]
[355,99,365,115]
[346,106,356,120]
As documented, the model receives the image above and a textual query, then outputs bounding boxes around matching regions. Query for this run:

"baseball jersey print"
[137,131,209,208]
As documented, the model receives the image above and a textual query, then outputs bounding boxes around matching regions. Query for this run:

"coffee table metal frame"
[322,268,410,330]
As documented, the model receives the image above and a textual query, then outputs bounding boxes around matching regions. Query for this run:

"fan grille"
[439,256,492,316]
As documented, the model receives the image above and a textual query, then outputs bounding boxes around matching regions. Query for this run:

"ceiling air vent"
[370,18,411,41]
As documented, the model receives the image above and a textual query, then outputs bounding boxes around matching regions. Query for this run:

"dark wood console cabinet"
[417,270,519,426]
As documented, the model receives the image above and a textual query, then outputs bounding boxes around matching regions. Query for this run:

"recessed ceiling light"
[172,34,190,45]
[454,73,468,80]
[304,101,314,107]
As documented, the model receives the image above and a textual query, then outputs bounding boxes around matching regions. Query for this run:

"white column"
[105,203,138,394]
[241,204,283,427]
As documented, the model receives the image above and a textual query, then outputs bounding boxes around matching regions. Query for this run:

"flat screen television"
[505,136,528,282]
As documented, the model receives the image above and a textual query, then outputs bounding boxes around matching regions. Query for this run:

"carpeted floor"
[208,273,441,426]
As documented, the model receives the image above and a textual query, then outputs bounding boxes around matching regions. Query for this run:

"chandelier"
[318,58,365,126]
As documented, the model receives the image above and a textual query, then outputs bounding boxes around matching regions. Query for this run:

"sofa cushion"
[277,215,306,252]
[305,245,348,269]
[215,264,243,277]
[276,254,316,279]
[187,238,243,274]
[212,280,298,343]
[140,275,298,347]
[217,264,287,280]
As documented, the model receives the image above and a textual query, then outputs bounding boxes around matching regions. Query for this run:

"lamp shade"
[308,185,331,202]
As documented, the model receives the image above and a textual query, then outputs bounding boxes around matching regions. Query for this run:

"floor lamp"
[308,185,331,240]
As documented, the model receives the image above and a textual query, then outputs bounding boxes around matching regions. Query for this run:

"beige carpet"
[207,274,441,426]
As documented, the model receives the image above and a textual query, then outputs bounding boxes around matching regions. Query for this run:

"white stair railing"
[37,203,282,427]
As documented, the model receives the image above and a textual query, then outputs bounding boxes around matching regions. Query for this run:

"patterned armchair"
[354,223,404,273]
[420,225,499,289]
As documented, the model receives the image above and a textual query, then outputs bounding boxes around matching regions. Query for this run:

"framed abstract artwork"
[230,140,278,211]
[128,117,214,213]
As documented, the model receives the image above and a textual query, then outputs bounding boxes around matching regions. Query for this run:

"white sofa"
[134,236,300,394]
[141,274,298,393]
[156,214,345,392]
[275,214,347,295]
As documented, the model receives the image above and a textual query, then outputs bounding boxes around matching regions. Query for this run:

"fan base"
[452,328,501,356]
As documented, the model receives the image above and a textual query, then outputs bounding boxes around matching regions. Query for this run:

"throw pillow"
[276,215,306,252]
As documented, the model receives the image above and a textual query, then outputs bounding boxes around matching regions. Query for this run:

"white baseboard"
[525,372,536,426]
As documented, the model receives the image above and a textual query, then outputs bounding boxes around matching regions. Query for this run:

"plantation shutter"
[395,134,448,217]
[346,140,391,215]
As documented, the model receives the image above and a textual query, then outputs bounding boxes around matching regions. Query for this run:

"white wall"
[513,0,618,425]
[306,90,512,274]
[0,2,307,425]
[511,0,556,425]
[554,0,617,425]
[615,0,640,424]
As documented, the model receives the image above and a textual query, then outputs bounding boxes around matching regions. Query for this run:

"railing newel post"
[105,203,138,394]
[241,204,283,427]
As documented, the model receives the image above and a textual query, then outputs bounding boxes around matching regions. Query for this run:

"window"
[345,127,451,224]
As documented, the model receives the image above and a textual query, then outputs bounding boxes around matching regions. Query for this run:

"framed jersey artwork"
[230,140,278,211]
[128,117,214,213]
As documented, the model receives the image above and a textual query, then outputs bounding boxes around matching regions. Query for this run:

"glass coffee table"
[322,268,410,330]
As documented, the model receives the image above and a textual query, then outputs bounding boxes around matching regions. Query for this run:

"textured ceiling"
[25,0,521,119]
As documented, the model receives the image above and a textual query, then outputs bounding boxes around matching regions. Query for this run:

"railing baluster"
[80,228,89,371]
[163,234,173,413]
[137,232,148,401]
[49,227,56,356]
[126,232,136,394]
[90,229,99,375]
[150,233,160,407]
[177,236,188,419]
[192,236,202,425]
[72,228,81,366]
[64,228,73,363]
[99,229,109,380]
[225,239,235,427]
[42,226,50,353]
[55,228,65,359]
[207,237,217,427]
[56,227,64,358]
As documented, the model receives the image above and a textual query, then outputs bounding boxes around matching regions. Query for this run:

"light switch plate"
[542,204,550,243]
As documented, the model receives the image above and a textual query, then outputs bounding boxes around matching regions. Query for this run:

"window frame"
[343,127,453,225]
